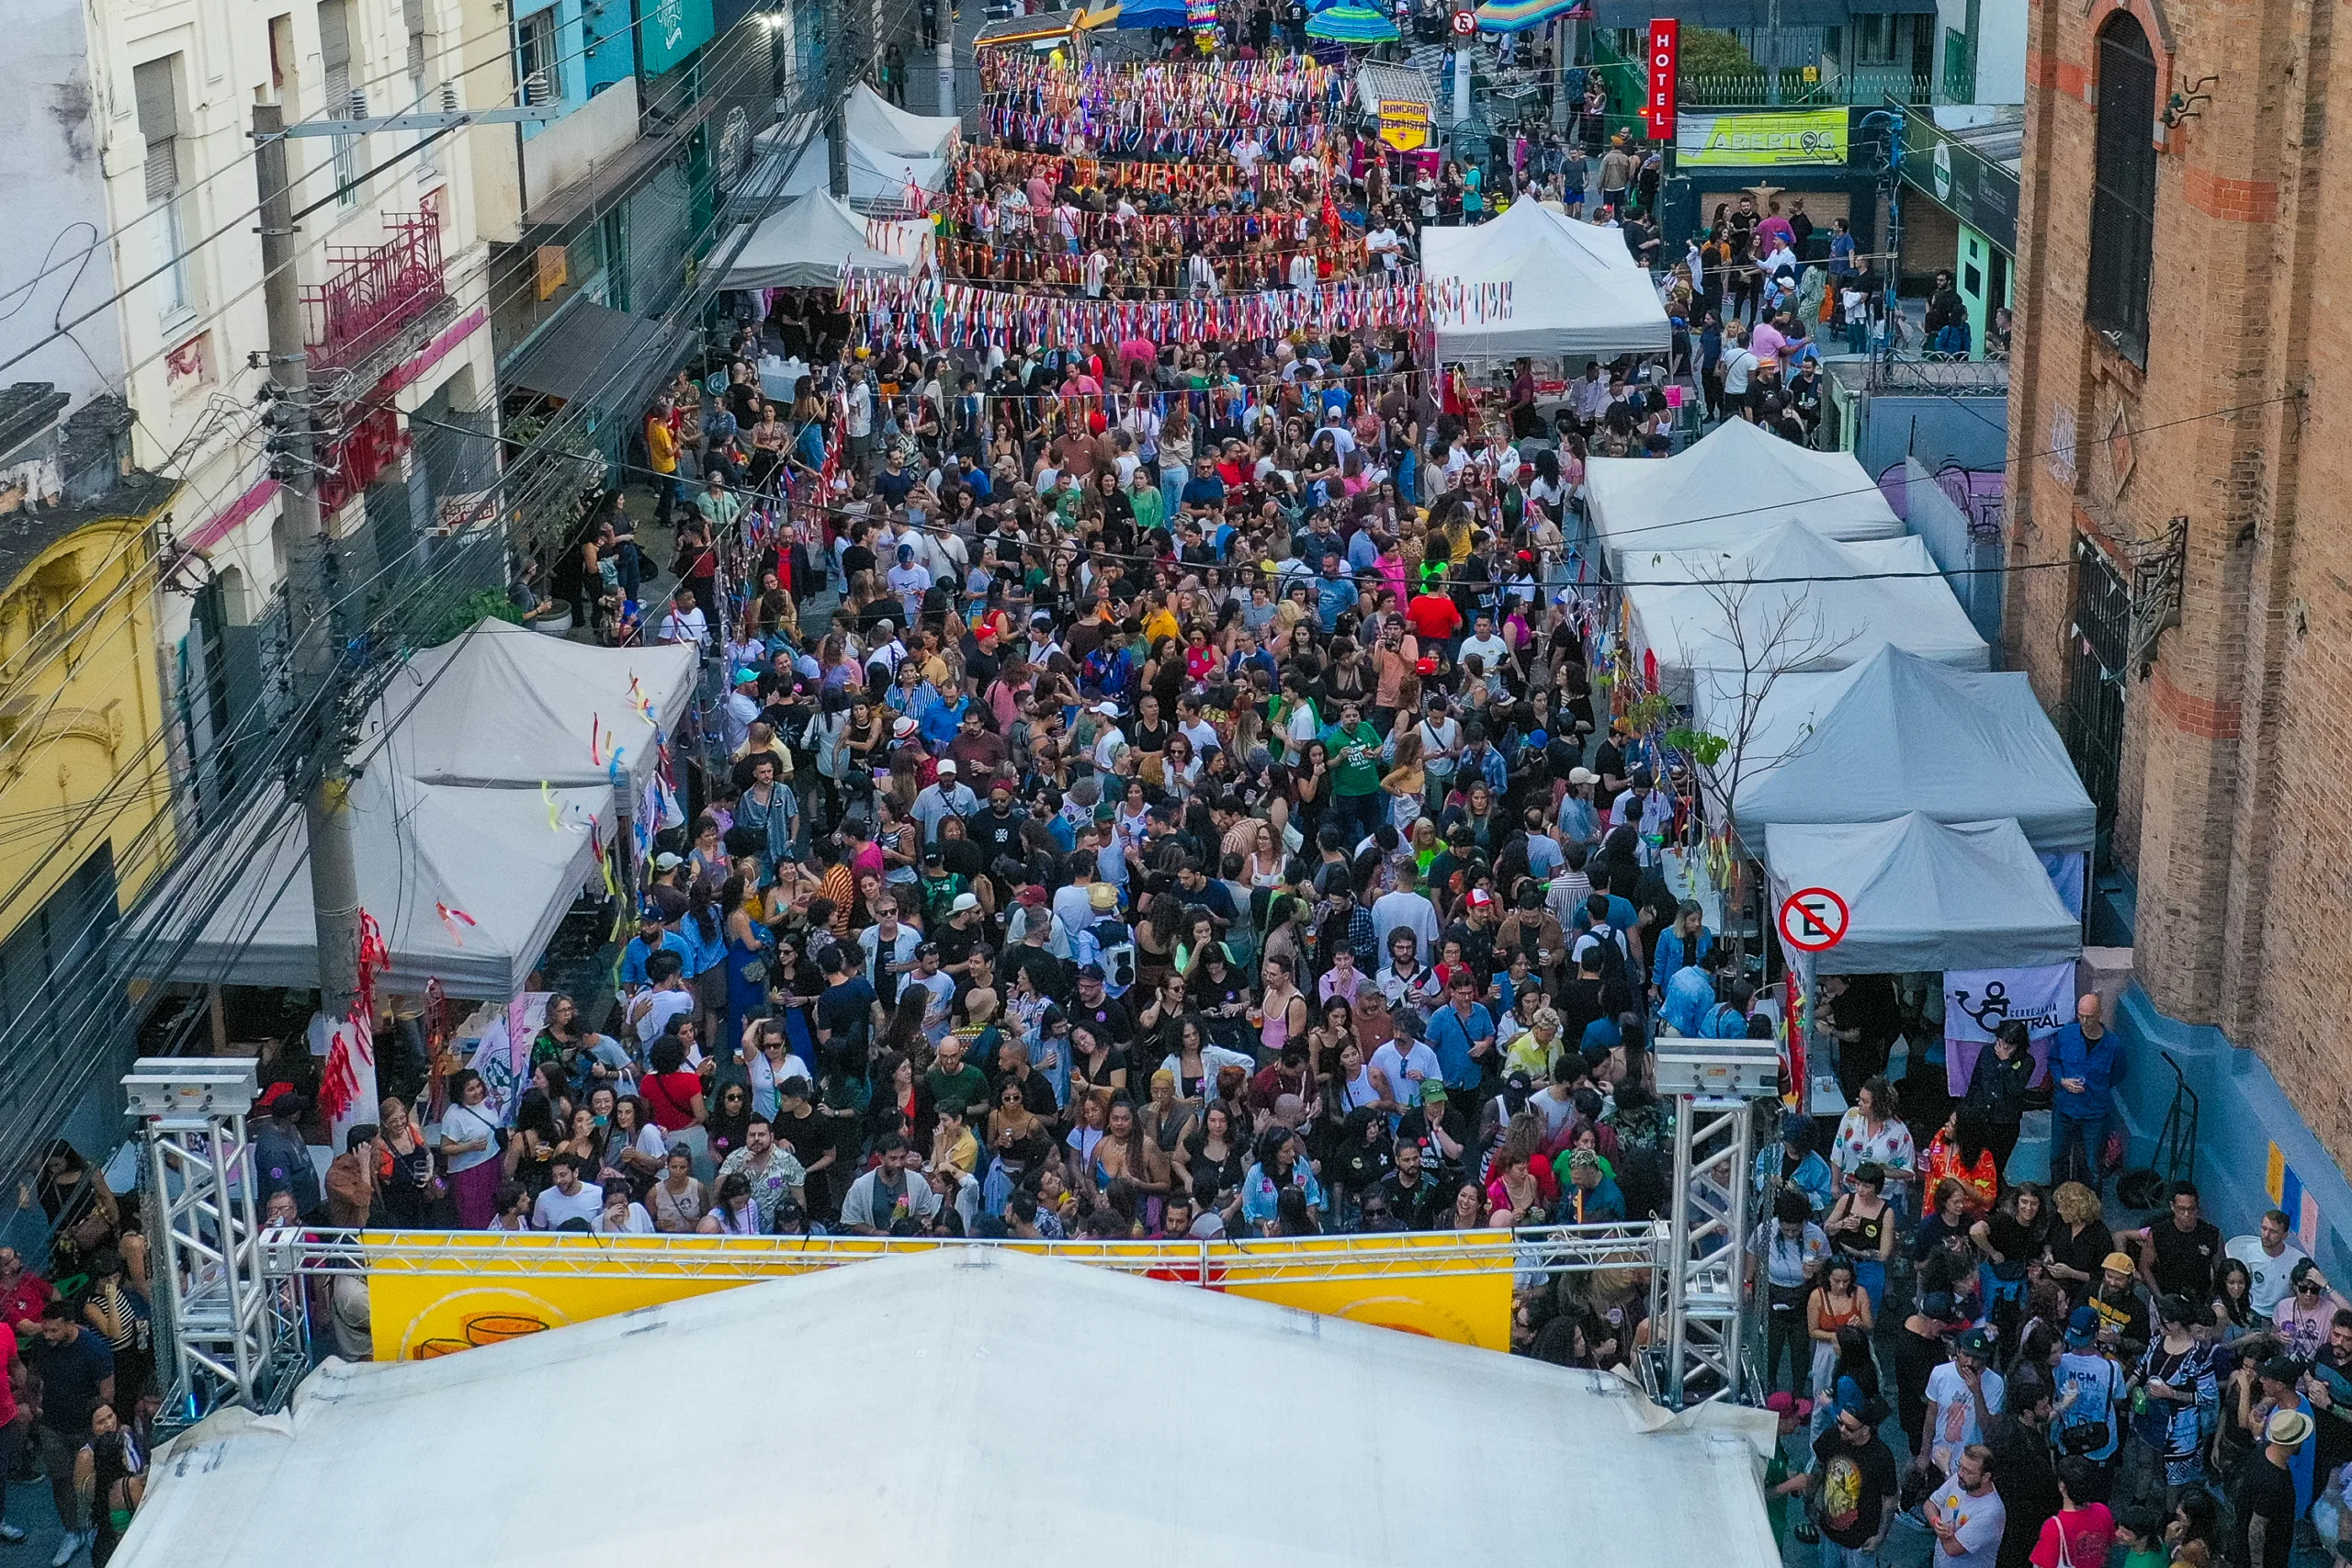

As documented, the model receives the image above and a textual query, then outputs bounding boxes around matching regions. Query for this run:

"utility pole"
[254,102,362,1025]
[827,0,851,197]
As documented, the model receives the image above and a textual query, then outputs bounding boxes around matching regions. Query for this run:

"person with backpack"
[1071,881,1138,999]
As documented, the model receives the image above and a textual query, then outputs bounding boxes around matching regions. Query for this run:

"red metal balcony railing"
[302,211,447,374]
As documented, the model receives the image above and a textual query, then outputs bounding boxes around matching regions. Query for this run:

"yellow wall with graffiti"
[365,1233,1515,1361]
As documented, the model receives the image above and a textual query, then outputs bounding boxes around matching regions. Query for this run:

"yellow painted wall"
[0,502,180,943]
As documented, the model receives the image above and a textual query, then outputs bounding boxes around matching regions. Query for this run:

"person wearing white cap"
[1558,766,1602,848]
[911,760,978,844]
[1089,702,1127,773]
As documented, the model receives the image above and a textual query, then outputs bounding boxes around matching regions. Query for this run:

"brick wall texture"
[2007,0,2352,1161]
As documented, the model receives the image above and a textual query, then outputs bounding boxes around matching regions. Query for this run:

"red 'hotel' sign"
[1645,18,1679,140]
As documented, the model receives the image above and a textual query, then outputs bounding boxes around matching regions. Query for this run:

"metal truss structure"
[122,1059,304,1422]
[139,1058,1796,1421]
[269,1219,1664,1288]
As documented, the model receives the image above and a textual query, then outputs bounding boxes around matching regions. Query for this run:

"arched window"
[2086,13,2157,365]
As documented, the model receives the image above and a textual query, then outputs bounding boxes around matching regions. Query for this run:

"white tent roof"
[1766,813,2084,974]
[718,190,933,289]
[1588,417,1905,572]
[844,80,959,160]
[1623,525,1988,702]
[356,617,697,791]
[118,1249,1781,1568]
[1697,645,2098,853]
[1421,199,1670,361]
[135,767,608,998]
[741,117,950,210]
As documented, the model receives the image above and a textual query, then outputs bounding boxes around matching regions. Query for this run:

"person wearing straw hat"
[2232,1406,2311,1568]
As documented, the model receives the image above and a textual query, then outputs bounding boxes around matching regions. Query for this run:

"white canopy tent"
[718,190,933,290]
[844,81,959,160]
[739,114,950,211]
[1623,525,1988,703]
[117,1248,1781,1568]
[132,767,609,998]
[1696,645,2098,854]
[1587,418,1905,573]
[1421,199,1670,362]
[1765,813,2084,975]
[356,617,697,791]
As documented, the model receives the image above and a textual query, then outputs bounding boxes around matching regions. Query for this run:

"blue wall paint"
[514,0,596,139]
[2108,982,2352,1280]
[1852,392,2007,480]
[584,0,639,96]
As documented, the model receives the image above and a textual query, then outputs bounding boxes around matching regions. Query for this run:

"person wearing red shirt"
[1406,585,1464,646]
[0,1247,51,1327]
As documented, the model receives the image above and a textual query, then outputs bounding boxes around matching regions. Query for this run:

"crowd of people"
[1748,1016,2350,1568]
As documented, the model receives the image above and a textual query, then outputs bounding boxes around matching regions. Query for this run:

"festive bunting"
[842,266,1442,349]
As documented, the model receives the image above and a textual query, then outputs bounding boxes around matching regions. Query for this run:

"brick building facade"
[2006,0,2352,1157]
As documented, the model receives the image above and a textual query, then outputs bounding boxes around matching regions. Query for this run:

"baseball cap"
[1017,886,1047,907]
[2260,1354,2308,1385]
[1419,1081,1448,1103]
[651,852,684,872]
[950,892,981,913]
[936,760,958,775]
[2065,1304,2100,1347]
[1077,963,1107,980]
[1953,1325,1996,1359]
[1466,888,1494,909]
[1568,766,1598,785]
[1764,1391,1814,1420]
[2101,1251,2136,1275]
[1092,700,1121,716]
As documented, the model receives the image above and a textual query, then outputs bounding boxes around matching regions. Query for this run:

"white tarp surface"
[1766,813,2085,974]
[1420,199,1670,361]
[741,119,950,209]
[356,617,696,791]
[844,81,959,159]
[719,191,933,289]
[135,767,608,998]
[117,1249,1780,1568]
[1588,417,1905,571]
[1696,644,2098,853]
[1623,525,1988,702]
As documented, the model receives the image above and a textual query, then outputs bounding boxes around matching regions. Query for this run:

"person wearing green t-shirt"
[1321,700,1386,846]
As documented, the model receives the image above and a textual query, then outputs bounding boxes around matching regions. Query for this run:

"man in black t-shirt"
[22,1302,113,1543]
[2134,1180,2223,1302]
[1067,965,1132,1046]
[2232,1408,2307,1568]
[1808,1396,1897,1560]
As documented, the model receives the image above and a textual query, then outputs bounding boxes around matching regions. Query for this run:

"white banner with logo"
[1942,963,2074,1094]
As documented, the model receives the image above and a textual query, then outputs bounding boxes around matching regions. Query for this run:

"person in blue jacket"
[2049,993,2125,1192]
[1754,1110,1836,1217]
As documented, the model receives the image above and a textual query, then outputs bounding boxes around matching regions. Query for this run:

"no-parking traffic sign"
[1778,886,1849,953]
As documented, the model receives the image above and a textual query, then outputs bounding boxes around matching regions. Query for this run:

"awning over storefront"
[501,299,694,408]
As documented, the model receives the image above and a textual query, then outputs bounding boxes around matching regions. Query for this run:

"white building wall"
[0,0,127,403]
[79,0,500,651]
